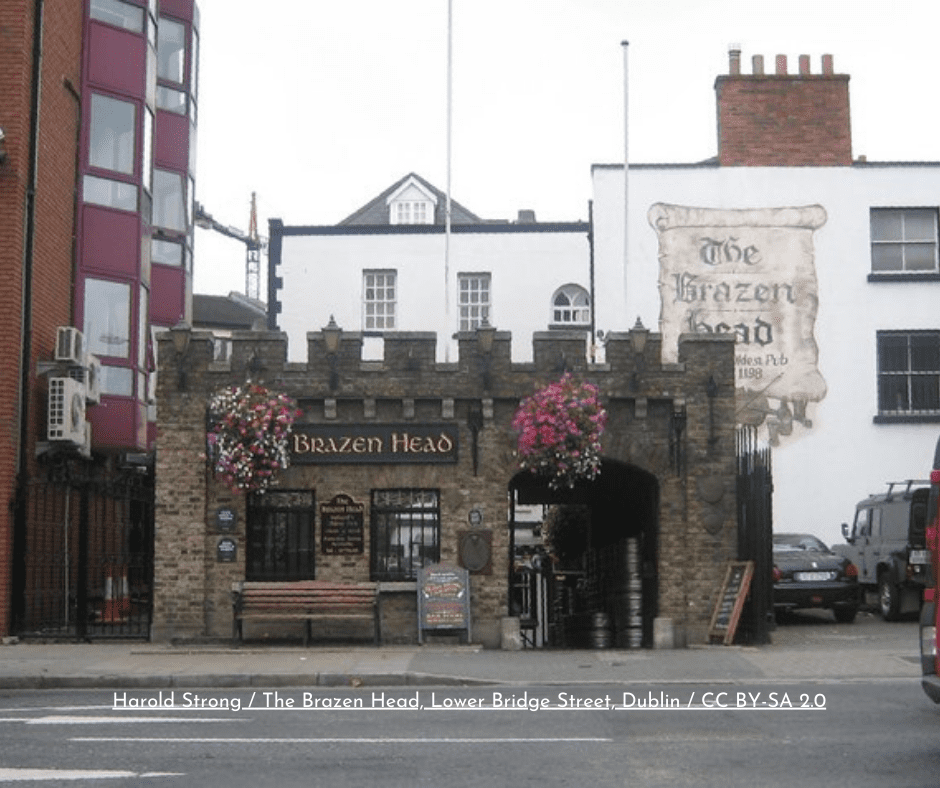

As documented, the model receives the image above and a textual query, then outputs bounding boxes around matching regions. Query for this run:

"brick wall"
[0,0,82,636]
[716,51,852,167]
[155,328,738,647]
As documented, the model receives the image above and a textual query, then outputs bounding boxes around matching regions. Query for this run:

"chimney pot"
[822,54,834,75]
[776,54,787,75]
[752,54,764,75]
[728,43,742,75]
[799,54,810,75]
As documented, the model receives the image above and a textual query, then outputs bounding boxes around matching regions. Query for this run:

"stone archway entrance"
[508,459,659,648]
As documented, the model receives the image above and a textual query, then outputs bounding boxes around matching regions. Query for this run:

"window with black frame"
[246,490,316,581]
[877,331,940,418]
[370,489,440,581]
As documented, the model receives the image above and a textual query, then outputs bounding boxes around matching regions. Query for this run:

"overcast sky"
[191,0,940,297]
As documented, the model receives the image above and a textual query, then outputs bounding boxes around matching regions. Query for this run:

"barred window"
[246,490,316,581]
[363,270,396,331]
[458,273,491,331]
[370,489,440,581]
[871,208,939,274]
[877,331,940,415]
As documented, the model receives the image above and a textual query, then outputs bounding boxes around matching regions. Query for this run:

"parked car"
[772,533,860,623]
[835,480,931,621]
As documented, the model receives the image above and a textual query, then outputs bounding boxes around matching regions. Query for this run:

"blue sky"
[192,0,940,296]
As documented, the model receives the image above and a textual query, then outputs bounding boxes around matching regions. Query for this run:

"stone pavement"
[0,630,921,690]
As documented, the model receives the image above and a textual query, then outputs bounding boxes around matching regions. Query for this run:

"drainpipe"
[588,200,596,361]
[12,0,45,631]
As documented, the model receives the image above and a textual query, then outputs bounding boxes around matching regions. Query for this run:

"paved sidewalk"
[0,634,921,690]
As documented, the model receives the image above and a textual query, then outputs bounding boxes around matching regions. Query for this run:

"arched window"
[552,284,591,327]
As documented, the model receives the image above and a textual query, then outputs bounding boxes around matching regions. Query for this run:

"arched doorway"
[508,459,659,648]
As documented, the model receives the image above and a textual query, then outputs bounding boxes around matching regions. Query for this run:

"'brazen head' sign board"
[650,203,828,445]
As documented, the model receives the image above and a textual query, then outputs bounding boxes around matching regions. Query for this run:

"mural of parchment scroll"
[648,203,828,445]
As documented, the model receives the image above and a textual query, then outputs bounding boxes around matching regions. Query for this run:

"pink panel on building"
[80,206,140,277]
[155,111,190,171]
[88,398,144,452]
[87,24,146,97]
[150,265,186,326]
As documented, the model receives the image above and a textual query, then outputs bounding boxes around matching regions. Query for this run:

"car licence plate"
[794,571,835,582]
[909,550,930,565]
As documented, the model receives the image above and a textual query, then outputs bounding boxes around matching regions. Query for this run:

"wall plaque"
[216,507,237,533]
[320,494,364,555]
[291,423,458,465]
[217,537,237,563]
[418,563,471,643]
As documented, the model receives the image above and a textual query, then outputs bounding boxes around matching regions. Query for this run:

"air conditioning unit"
[55,326,84,366]
[47,376,87,445]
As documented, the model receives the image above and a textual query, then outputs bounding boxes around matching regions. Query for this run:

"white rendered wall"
[278,229,591,363]
[592,163,940,547]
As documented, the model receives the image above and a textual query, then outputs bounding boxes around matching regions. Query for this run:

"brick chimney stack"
[715,47,852,166]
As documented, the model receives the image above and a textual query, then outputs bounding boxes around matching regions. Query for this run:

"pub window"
[370,489,440,581]
[877,330,940,416]
[246,490,316,581]
[870,208,939,274]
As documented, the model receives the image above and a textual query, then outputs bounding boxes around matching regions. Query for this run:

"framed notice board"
[708,560,754,645]
[417,563,471,643]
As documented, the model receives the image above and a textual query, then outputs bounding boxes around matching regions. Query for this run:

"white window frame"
[551,284,591,327]
[458,273,491,331]
[363,270,396,331]
[877,330,940,416]
[870,208,939,274]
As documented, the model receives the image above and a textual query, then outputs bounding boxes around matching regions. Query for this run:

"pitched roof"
[193,293,267,331]
[338,172,484,226]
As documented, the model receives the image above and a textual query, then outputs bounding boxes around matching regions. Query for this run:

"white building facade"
[269,173,591,363]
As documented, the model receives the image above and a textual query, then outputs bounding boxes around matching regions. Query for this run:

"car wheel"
[879,574,901,621]
[833,605,857,624]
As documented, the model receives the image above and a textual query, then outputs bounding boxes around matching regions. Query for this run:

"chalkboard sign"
[320,494,364,555]
[708,561,754,645]
[418,563,471,643]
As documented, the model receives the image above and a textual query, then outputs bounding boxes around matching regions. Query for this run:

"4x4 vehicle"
[836,480,931,620]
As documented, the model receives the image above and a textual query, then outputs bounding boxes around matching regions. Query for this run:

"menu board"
[320,494,364,555]
[708,561,754,645]
[418,564,471,642]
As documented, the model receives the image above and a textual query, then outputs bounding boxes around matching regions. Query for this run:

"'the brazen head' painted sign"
[649,203,828,443]
[291,423,458,464]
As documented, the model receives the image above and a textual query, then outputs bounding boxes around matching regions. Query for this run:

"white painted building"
[269,173,591,363]
[589,49,940,547]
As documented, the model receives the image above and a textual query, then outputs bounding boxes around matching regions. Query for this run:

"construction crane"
[194,192,265,302]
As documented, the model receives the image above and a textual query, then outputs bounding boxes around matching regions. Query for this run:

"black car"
[772,533,860,623]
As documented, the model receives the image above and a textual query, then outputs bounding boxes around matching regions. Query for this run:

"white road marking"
[71,736,611,744]
[27,716,244,725]
[0,768,183,781]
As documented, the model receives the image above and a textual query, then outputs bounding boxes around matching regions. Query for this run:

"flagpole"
[444,0,453,361]
[621,40,629,323]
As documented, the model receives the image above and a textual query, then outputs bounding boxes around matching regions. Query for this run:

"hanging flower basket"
[206,382,301,493]
[511,373,607,490]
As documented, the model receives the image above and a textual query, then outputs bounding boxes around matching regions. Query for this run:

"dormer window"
[386,175,437,225]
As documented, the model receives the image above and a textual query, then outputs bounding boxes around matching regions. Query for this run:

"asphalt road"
[0,613,934,787]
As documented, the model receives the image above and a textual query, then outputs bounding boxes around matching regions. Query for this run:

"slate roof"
[193,293,267,331]
[338,172,484,226]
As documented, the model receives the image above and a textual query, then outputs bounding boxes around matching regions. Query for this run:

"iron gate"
[735,426,774,644]
[14,467,154,639]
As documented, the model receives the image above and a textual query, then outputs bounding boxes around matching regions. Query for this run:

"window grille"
[877,331,940,415]
[370,489,440,581]
[246,490,316,581]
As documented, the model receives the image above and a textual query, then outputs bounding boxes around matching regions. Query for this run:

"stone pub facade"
[153,325,737,649]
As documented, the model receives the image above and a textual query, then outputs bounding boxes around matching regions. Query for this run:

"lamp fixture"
[168,319,192,390]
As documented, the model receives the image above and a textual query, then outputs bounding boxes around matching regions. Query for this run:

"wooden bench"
[232,580,381,646]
